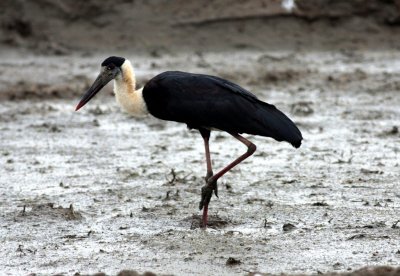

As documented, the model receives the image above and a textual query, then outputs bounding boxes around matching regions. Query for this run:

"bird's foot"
[205,171,218,197]
[199,178,218,210]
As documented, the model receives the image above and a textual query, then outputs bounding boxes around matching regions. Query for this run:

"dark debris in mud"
[116,270,158,276]
[226,257,242,266]
[19,203,83,221]
[76,271,158,276]
[282,223,297,232]
[312,201,329,207]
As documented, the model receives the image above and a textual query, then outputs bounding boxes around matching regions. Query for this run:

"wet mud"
[0,48,399,275]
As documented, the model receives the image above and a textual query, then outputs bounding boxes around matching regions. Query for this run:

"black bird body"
[143,71,302,148]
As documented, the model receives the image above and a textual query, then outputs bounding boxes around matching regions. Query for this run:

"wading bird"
[76,56,302,228]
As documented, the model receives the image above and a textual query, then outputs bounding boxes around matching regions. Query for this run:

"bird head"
[75,56,125,111]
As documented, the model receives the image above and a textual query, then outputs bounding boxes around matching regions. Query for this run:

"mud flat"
[1,1,400,275]
[1,48,400,275]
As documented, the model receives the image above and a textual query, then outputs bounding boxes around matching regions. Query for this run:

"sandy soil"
[1,48,399,275]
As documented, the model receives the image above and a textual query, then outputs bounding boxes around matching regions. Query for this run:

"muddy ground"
[1,1,400,275]
[1,48,400,275]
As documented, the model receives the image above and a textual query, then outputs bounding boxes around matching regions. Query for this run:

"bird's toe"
[206,178,218,198]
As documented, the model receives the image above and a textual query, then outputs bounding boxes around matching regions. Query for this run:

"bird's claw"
[214,183,218,198]
[199,178,218,210]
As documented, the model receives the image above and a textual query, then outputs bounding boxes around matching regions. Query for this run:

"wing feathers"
[143,71,303,148]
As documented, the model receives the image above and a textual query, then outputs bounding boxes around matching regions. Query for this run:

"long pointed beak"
[75,73,110,111]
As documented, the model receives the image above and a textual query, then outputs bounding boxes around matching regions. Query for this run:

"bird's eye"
[106,64,115,71]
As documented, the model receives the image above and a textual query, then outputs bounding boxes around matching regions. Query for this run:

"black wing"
[143,71,302,148]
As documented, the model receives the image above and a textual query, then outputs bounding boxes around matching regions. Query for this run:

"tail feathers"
[256,101,303,148]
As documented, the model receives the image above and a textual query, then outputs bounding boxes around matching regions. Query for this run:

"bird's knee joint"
[247,143,256,154]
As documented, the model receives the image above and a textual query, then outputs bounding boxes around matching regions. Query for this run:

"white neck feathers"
[114,60,148,117]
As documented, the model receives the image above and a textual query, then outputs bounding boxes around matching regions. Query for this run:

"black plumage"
[143,71,302,148]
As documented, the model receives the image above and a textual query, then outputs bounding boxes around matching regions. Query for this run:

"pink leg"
[199,129,213,180]
[199,132,257,228]
[199,129,213,228]
[202,204,209,227]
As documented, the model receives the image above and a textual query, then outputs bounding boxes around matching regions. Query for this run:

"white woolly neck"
[113,59,148,117]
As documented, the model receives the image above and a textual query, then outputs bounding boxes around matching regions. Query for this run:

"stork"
[76,56,302,228]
